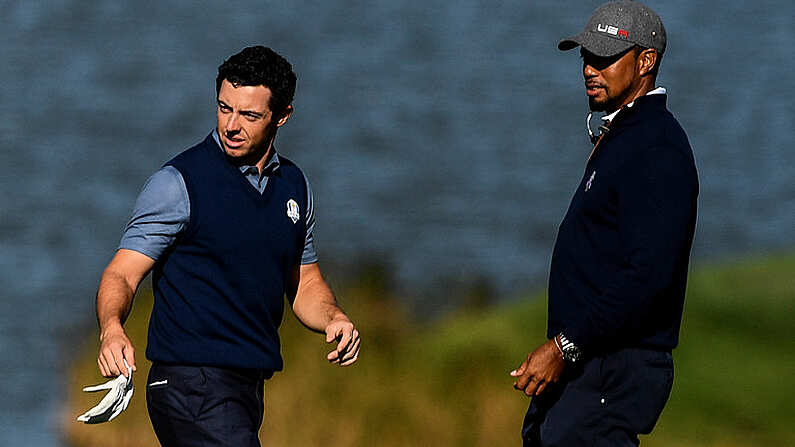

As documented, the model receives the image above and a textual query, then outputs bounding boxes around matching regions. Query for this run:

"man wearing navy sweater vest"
[93,46,360,446]
[511,2,698,445]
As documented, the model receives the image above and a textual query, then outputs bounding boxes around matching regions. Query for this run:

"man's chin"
[222,144,246,157]
[588,97,607,112]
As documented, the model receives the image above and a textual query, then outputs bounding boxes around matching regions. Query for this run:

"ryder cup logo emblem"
[286,199,300,224]
[585,170,596,191]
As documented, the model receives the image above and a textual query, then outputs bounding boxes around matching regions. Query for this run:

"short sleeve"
[118,166,190,261]
[301,175,319,264]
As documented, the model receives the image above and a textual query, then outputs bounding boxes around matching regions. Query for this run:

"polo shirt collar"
[602,86,667,124]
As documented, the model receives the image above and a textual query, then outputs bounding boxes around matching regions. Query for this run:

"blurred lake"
[1,0,792,444]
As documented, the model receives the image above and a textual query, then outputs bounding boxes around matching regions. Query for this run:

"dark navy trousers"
[522,348,674,446]
[146,363,269,447]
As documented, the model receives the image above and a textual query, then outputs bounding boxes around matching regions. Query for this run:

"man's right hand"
[510,339,565,397]
[95,249,154,378]
[98,325,136,378]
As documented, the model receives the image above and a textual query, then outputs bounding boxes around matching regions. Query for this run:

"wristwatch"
[555,333,583,363]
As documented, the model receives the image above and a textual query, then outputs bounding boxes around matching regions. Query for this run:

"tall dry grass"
[62,255,795,446]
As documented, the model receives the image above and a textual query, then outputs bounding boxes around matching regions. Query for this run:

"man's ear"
[637,49,658,77]
[276,105,294,127]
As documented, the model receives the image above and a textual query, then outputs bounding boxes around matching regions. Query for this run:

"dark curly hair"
[216,46,297,114]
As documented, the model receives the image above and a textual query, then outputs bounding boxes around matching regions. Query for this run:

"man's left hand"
[325,317,360,366]
[510,339,565,397]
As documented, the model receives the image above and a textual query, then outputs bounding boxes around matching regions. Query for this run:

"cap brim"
[558,31,635,58]
[558,36,582,52]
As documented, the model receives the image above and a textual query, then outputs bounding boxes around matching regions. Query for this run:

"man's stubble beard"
[588,95,613,113]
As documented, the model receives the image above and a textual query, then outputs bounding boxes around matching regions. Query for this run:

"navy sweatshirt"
[146,134,308,372]
[547,94,698,353]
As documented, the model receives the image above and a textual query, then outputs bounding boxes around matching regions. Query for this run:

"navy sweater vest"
[146,134,307,372]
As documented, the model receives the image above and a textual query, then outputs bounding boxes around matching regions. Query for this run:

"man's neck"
[254,145,275,173]
[225,139,275,173]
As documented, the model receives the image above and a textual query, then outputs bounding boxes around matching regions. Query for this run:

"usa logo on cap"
[597,23,629,39]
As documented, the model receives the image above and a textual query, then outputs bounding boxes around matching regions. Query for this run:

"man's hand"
[95,249,152,378]
[98,326,136,378]
[290,262,361,366]
[510,339,565,397]
[325,317,360,366]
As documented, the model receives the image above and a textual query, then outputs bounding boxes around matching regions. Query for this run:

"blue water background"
[0,0,793,444]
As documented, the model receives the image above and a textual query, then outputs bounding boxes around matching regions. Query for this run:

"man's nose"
[583,62,599,78]
[226,113,241,132]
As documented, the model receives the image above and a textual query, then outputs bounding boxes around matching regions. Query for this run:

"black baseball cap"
[558,0,666,57]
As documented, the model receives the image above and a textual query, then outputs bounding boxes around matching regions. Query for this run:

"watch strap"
[557,332,583,363]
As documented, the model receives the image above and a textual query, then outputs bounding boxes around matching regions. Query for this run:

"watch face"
[563,346,582,363]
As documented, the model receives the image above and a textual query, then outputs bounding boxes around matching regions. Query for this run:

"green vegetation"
[62,254,795,446]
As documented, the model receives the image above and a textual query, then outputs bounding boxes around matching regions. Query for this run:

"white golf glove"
[77,359,134,424]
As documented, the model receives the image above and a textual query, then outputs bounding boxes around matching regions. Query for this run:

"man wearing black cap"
[510,1,698,445]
